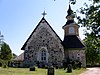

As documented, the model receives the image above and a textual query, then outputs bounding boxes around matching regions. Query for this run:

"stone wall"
[65,49,86,67]
[23,20,64,67]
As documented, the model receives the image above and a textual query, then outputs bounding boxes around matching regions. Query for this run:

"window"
[69,27,75,34]
[37,47,48,62]
[41,50,46,61]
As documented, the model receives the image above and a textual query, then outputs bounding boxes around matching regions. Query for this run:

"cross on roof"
[42,11,47,17]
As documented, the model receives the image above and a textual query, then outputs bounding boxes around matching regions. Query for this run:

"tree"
[83,34,100,65]
[76,0,100,65]
[77,0,100,35]
[0,42,12,60]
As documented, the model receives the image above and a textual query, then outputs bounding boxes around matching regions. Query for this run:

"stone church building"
[21,5,86,67]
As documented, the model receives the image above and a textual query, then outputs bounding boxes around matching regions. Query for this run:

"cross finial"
[42,11,47,17]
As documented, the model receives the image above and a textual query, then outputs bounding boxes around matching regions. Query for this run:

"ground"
[1,67,100,75]
[80,67,100,75]
[0,67,85,75]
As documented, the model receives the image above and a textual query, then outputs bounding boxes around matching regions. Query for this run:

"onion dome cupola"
[62,4,79,36]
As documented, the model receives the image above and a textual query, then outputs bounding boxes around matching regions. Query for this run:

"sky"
[0,0,90,55]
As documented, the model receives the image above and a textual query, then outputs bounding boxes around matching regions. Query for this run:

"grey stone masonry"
[23,18,64,67]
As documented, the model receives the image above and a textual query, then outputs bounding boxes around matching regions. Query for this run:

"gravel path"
[80,67,100,75]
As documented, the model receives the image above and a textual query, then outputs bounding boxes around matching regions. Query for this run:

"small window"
[69,27,75,34]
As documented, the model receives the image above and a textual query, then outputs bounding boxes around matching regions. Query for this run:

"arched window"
[41,50,46,61]
[69,27,75,34]
[37,47,48,62]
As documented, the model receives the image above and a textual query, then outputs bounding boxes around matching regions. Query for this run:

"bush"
[1,60,8,68]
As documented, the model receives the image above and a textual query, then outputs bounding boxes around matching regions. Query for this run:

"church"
[21,5,86,67]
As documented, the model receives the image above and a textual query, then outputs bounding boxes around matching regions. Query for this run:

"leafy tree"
[83,34,100,65]
[77,0,100,35]
[76,0,100,65]
[0,42,12,60]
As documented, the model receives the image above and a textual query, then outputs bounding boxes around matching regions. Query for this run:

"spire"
[63,4,77,26]
[67,4,73,16]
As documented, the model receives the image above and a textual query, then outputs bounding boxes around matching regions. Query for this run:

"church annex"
[21,5,86,67]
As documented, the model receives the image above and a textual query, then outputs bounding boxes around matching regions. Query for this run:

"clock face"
[69,27,75,34]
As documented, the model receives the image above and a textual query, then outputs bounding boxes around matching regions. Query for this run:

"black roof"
[65,20,74,26]
[67,4,73,16]
[21,17,62,50]
[62,35,85,48]
[65,4,75,26]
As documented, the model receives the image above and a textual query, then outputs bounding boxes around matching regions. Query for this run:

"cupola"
[63,5,79,36]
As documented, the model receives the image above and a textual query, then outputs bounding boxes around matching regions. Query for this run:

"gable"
[21,17,62,50]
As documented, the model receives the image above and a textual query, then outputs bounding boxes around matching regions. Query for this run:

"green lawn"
[0,67,86,75]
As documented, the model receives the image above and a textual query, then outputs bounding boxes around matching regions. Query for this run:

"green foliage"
[2,60,8,68]
[83,34,100,65]
[77,0,100,36]
[0,43,12,60]
[76,0,100,65]
[0,43,12,67]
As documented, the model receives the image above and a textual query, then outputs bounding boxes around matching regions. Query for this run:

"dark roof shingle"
[62,35,85,48]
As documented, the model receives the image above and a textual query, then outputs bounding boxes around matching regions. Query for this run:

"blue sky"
[0,0,89,55]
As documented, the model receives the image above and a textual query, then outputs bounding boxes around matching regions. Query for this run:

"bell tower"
[62,5,86,67]
[62,5,79,36]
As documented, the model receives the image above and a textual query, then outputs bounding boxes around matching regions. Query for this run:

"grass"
[0,67,86,75]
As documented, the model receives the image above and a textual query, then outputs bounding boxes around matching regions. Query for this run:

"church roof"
[62,35,85,48]
[13,53,24,62]
[21,17,62,50]
[65,20,75,25]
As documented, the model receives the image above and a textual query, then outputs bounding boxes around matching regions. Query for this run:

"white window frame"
[41,50,46,61]
[37,47,48,62]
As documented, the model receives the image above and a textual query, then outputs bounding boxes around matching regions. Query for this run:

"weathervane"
[42,11,47,17]
[69,0,76,5]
